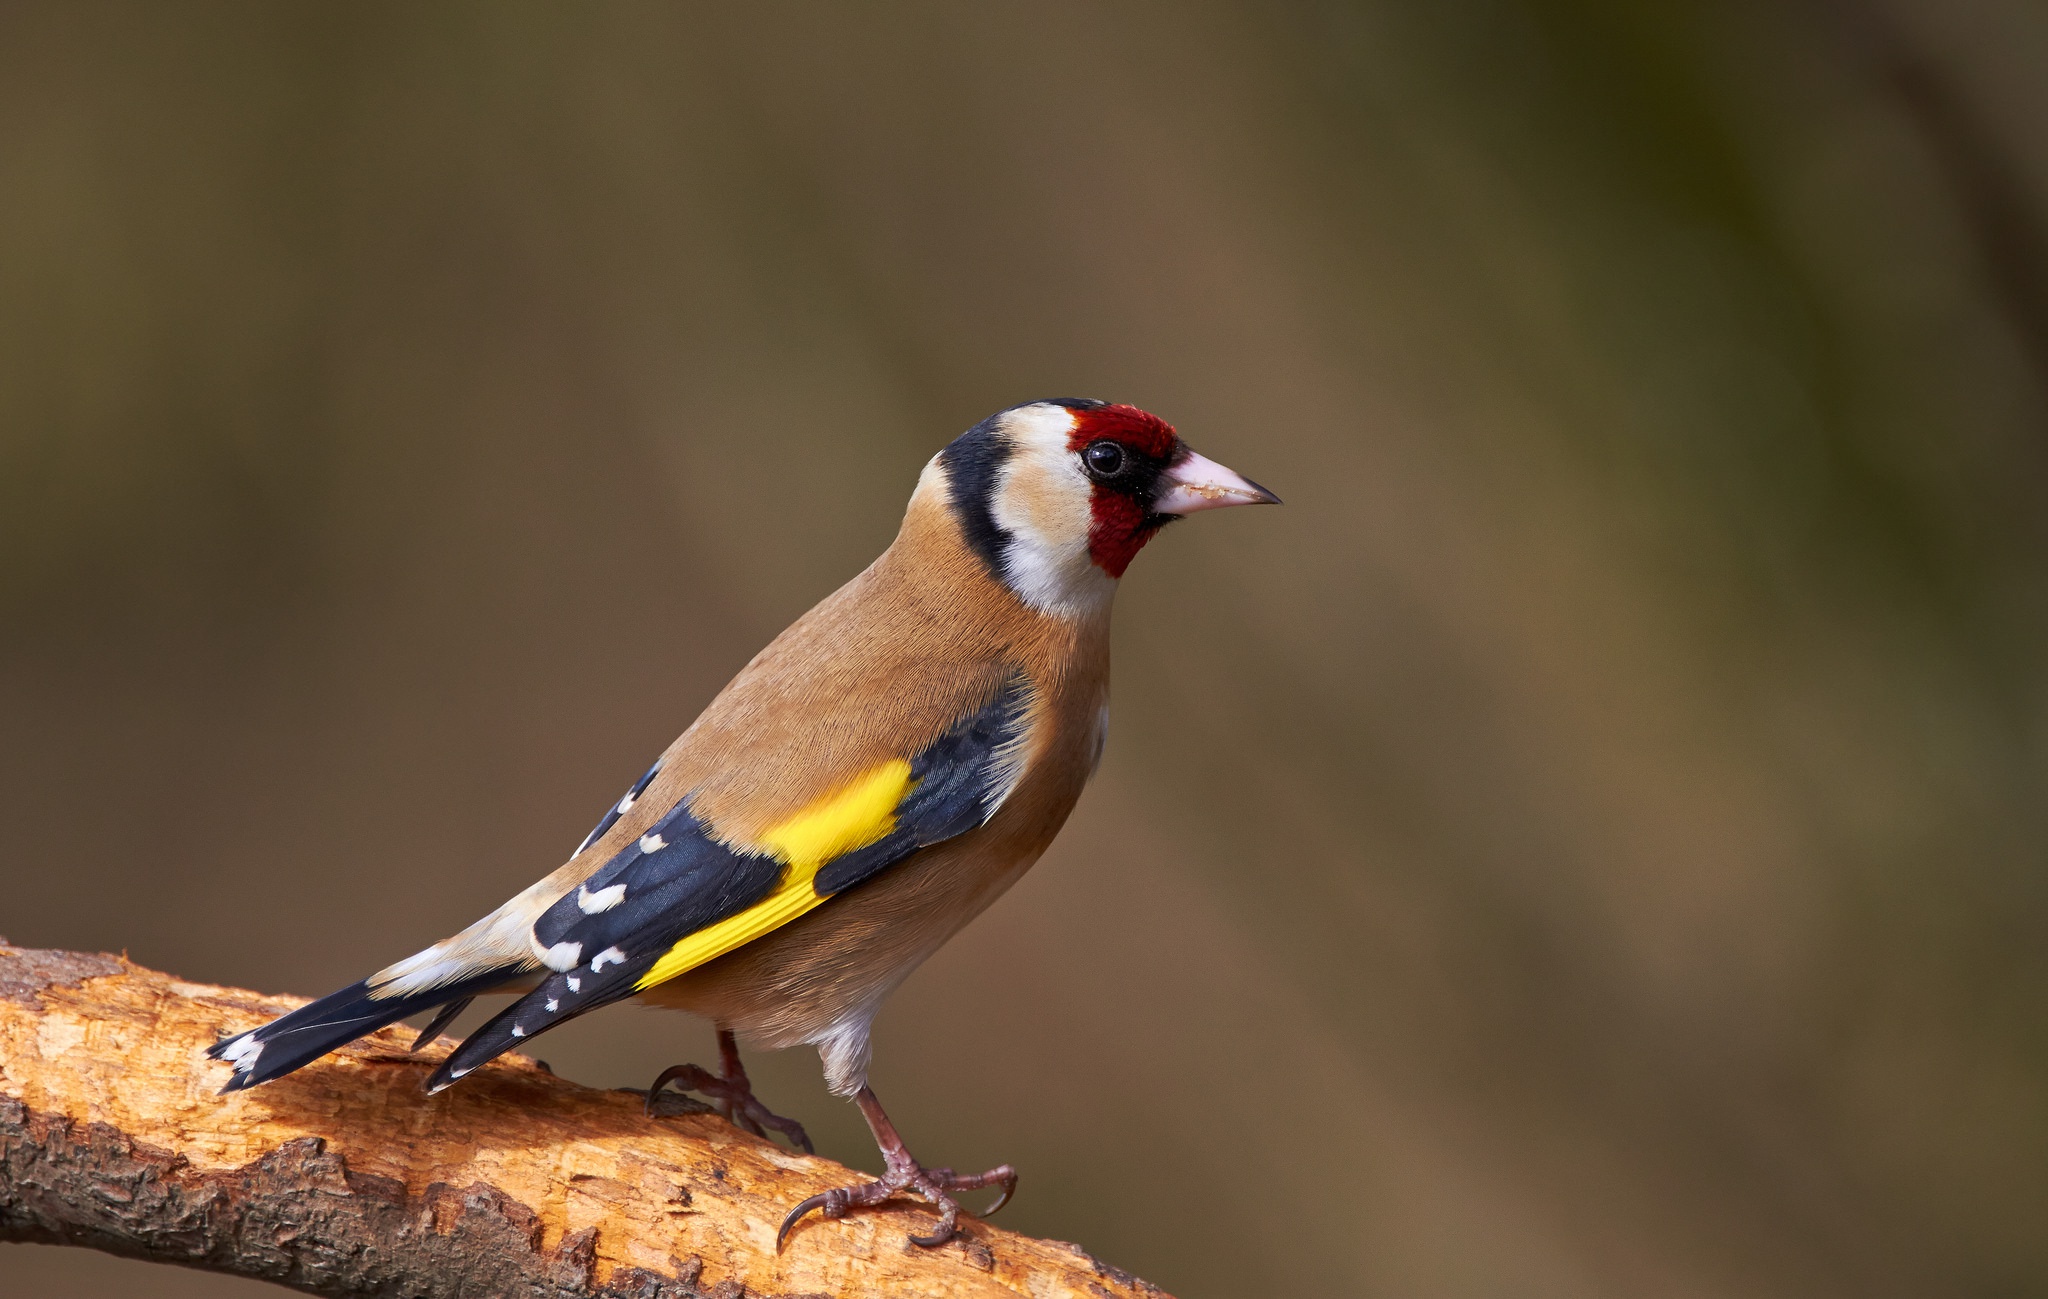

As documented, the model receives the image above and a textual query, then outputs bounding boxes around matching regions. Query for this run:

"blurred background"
[3,3,2046,1296]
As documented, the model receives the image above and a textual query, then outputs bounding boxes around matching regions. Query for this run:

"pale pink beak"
[1152,448,1282,515]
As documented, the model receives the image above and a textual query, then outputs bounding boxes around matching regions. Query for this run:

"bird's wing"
[423,669,1033,1090]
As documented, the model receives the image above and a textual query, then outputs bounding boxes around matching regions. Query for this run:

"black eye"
[1083,440,1126,478]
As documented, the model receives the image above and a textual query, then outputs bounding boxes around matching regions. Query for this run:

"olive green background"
[4,4,2047,1296]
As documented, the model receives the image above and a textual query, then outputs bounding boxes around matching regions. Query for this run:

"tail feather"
[210,967,521,1092]
[409,995,475,1052]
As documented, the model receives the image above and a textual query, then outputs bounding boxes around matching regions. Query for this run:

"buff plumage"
[210,397,1276,1247]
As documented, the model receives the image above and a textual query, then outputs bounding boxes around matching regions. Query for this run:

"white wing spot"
[590,946,627,972]
[577,883,626,914]
[220,1035,264,1072]
[566,976,581,992]
[616,792,637,814]
[510,1025,526,1038]
[639,833,667,853]
[545,999,559,1012]
[541,941,583,972]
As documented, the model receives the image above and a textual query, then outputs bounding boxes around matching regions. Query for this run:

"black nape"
[937,412,1016,581]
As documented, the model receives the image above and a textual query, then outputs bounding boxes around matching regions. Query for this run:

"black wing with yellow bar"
[424,672,1032,1090]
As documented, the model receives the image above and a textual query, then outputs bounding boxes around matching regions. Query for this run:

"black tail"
[210,967,520,1092]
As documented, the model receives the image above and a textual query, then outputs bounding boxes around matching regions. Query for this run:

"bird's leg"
[777,1085,1016,1250]
[646,1028,813,1153]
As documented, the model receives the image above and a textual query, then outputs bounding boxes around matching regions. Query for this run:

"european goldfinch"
[211,398,1277,1247]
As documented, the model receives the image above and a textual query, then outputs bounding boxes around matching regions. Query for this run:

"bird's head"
[929,398,1278,616]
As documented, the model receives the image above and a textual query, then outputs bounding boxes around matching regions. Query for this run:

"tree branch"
[0,944,1167,1298]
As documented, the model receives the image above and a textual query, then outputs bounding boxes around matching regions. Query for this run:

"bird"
[209,397,1278,1248]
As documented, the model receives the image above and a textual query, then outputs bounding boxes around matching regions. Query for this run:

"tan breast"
[633,483,1112,1044]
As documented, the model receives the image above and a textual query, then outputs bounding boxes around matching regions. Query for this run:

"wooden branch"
[0,944,1167,1298]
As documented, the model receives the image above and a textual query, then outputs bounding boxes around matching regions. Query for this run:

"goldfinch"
[210,398,1277,1247]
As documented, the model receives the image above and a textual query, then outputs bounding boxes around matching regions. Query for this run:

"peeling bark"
[0,945,1166,1298]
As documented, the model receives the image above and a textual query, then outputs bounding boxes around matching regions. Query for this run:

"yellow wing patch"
[754,758,914,870]
[634,759,913,990]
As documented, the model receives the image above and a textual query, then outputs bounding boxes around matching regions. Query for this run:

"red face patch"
[1067,403,1179,460]
[1067,404,1182,578]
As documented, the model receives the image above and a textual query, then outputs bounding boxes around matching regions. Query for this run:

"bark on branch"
[0,944,1166,1298]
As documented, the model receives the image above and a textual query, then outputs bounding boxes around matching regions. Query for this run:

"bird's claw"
[646,1061,814,1154]
[776,1157,1016,1251]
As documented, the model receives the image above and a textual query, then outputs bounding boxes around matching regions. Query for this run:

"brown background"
[4,4,2047,1296]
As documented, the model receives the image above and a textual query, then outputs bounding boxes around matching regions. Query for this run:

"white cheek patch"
[990,404,1117,616]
